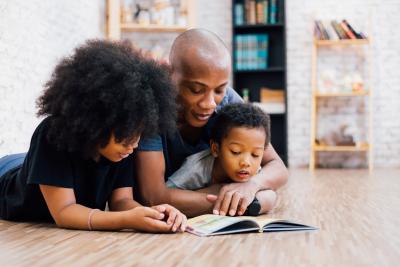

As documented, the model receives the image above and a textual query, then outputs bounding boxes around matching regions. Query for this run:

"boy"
[167,103,277,216]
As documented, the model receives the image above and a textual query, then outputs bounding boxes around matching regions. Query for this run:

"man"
[135,29,288,218]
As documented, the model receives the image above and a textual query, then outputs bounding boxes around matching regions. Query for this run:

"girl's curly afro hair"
[37,39,177,157]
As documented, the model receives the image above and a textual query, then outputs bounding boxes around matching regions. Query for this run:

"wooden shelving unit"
[106,0,196,40]
[120,24,189,32]
[314,38,370,47]
[310,38,373,170]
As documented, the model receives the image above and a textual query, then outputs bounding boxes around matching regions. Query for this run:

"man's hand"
[207,181,259,216]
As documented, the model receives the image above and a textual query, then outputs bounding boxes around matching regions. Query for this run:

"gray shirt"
[166,149,214,190]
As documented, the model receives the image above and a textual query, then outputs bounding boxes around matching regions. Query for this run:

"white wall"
[1,0,399,168]
[0,0,103,156]
[196,0,400,168]
[286,0,400,167]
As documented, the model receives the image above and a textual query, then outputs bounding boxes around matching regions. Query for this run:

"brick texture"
[1,0,399,169]
[0,0,102,156]
[286,0,400,168]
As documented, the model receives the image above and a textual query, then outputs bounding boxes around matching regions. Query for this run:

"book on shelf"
[323,21,339,40]
[234,3,244,25]
[254,102,285,114]
[245,0,257,24]
[260,87,285,102]
[235,33,269,70]
[340,21,356,39]
[269,0,278,24]
[256,0,269,24]
[314,19,367,40]
[343,19,364,39]
[186,214,317,237]
[234,0,276,25]
[331,20,348,40]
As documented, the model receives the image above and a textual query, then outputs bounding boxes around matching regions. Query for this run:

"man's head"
[210,103,271,183]
[170,29,231,128]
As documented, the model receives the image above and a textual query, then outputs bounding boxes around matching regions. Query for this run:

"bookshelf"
[232,0,288,165]
[310,35,373,170]
[107,0,196,39]
[106,0,196,58]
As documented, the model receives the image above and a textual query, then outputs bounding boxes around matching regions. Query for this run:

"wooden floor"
[1,169,399,267]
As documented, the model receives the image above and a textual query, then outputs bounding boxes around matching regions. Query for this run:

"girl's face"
[211,127,265,183]
[98,134,140,162]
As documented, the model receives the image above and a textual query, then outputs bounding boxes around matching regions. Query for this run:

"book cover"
[234,3,244,26]
[323,20,339,40]
[340,21,357,39]
[316,20,330,40]
[269,0,278,24]
[245,0,257,24]
[343,20,363,39]
[331,20,348,39]
[256,0,264,24]
[187,214,317,237]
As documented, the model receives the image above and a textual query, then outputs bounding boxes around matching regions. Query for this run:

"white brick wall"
[1,0,399,168]
[287,0,400,168]
[0,0,103,156]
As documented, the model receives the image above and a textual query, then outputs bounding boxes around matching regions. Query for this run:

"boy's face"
[211,127,266,183]
[98,134,140,162]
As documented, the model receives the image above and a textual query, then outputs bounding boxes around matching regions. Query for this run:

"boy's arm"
[135,150,214,217]
[211,143,288,216]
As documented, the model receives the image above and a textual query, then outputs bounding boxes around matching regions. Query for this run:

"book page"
[239,214,283,228]
[187,214,258,236]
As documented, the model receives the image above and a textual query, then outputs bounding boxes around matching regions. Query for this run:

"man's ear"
[210,140,219,158]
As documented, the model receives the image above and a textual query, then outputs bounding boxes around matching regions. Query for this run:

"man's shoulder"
[218,87,243,109]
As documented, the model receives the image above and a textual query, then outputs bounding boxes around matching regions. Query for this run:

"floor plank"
[1,169,399,266]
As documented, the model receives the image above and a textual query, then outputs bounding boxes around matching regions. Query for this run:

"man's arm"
[134,150,214,217]
[211,143,288,216]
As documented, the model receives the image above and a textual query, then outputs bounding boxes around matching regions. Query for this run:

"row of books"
[234,0,280,25]
[235,34,269,70]
[314,20,367,40]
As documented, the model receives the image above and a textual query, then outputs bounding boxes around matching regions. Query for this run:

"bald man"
[135,29,288,218]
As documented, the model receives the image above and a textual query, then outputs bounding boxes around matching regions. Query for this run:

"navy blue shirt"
[137,87,243,178]
[0,117,134,222]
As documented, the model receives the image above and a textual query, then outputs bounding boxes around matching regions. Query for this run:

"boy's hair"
[37,39,177,157]
[210,103,271,146]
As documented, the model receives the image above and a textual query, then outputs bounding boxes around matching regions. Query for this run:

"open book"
[187,214,317,237]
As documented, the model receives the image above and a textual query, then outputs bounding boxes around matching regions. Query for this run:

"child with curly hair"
[166,103,277,216]
[0,40,187,233]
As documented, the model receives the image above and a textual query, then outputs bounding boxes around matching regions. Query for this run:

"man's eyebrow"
[183,80,229,88]
[183,80,207,87]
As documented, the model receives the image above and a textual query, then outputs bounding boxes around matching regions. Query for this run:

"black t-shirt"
[0,117,134,222]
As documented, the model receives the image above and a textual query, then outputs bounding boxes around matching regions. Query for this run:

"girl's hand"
[152,204,188,232]
[126,206,172,233]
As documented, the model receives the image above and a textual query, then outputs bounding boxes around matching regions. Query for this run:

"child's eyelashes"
[230,150,241,155]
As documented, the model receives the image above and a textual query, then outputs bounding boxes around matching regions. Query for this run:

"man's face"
[172,55,231,128]
[98,134,140,162]
[211,127,266,183]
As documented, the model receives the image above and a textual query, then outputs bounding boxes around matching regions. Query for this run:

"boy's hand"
[152,204,188,232]
[209,181,258,216]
